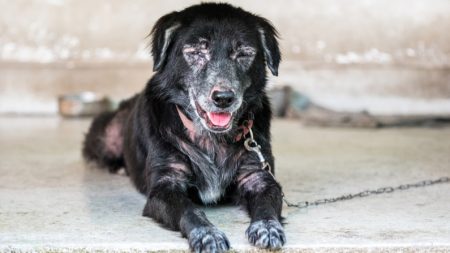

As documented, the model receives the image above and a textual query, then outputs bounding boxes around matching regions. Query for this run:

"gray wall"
[1,0,449,115]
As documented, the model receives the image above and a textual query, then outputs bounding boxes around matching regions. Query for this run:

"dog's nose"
[211,90,235,108]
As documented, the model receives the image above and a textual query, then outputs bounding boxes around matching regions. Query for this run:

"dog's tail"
[82,95,137,173]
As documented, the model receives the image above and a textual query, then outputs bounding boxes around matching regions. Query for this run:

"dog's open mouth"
[195,102,233,131]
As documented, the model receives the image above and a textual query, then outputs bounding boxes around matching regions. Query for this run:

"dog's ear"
[256,18,281,76]
[150,12,181,72]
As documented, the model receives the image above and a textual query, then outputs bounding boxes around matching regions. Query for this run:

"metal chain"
[244,128,273,174]
[240,126,450,210]
[283,177,450,209]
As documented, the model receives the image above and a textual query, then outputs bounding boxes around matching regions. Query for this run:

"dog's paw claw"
[189,226,230,253]
[246,219,286,250]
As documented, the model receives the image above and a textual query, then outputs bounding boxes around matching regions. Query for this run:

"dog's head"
[150,3,280,133]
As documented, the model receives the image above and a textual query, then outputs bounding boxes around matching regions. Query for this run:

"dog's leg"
[237,168,286,249]
[143,169,230,253]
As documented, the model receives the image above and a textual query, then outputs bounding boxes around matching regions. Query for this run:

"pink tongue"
[207,112,232,127]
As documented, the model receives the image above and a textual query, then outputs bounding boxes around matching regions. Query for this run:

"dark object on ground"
[83,3,285,253]
[269,86,378,127]
[376,116,450,128]
[58,92,113,117]
[269,86,450,128]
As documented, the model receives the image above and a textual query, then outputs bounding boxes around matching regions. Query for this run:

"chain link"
[283,177,450,209]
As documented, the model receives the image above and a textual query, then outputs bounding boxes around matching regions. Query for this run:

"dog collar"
[175,105,253,143]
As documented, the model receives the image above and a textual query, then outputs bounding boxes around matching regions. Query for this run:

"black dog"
[83,3,284,252]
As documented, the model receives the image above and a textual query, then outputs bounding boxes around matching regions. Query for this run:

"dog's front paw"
[188,226,230,253]
[246,219,286,250]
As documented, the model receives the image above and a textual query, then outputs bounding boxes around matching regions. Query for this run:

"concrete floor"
[0,117,449,252]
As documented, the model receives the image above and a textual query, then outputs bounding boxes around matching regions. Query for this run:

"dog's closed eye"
[232,46,256,69]
[232,46,256,59]
[183,41,211,67]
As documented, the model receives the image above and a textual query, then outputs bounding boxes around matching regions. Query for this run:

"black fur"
[83,3,284,252]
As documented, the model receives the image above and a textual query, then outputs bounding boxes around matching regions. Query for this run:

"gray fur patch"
[246,219,285,250]
[238,170,268,193]
[175,137,237,204]
[188,226,230,253]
